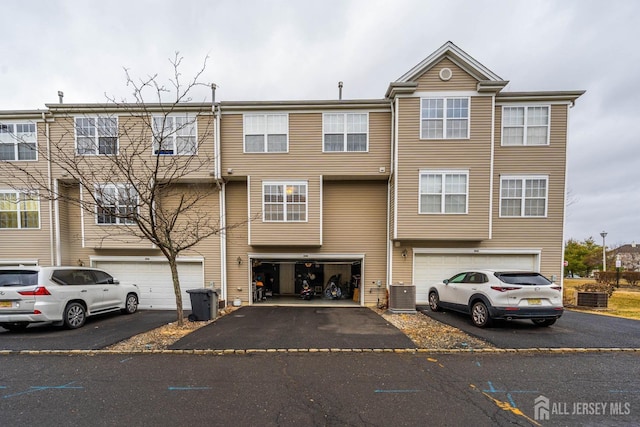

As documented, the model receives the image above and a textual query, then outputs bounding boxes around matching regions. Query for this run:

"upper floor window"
[500,176,548,217]
[244,114,288,153]
[323,113,368,152]
[0,122,37,161]
[0,190,39,229]
[419,171,468,214]
[502,106,550,146]
[152,115,197,155]
[75,117,118,155]
[95,184,138,225]
[263,181,307,222]
[421,97,469,139]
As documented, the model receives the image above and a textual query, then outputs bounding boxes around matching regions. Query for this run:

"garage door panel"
[414,253,537,304]
[95,261,203,310]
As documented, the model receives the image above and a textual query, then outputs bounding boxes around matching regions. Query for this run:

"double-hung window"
[0,191,39,229]
[500,176,548,217]
[75,117,118,155]
[244,114,288,153]
[421,97,469,139]
[95,184,138,225]
[323,113,368,152]
[419,171,468,214]
[502,106,550,145]
[0,122,37,161]
[152,115,197,155]
[263,181,307,222]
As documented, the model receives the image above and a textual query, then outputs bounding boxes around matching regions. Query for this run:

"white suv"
[428,270,563,327]
[0,266,139,331]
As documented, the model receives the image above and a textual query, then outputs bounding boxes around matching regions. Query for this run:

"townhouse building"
[0,42,584,310]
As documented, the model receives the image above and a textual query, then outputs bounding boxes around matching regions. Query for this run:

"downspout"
[213,84,227,304]
[386,98,395,291]
[489,96,496,240]
[43,112,56,266]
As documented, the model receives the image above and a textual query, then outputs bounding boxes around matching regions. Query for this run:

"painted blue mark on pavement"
[506,393,517,408]
[374,389,422,393]
[3,382,83,399]
[120,357,133,363]
[487,381,497,393]
[476,361,481,367]
[168,387,211,391]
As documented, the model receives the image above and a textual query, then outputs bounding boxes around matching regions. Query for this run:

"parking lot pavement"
[419,306,640,349]
[0,310,177,351]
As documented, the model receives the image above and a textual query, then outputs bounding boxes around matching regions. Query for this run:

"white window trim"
[0,190,41,230]
[501,105,551,146]
[262,181,308,223]
[243,113,289,153]
[322,112,369,153]
[74,116,119,156]
[151,114,199,156]
[499,175,549,218]
[418,170,469,215]
[420,97,470,140]
[0,121,38,161]
[94,184,138,225]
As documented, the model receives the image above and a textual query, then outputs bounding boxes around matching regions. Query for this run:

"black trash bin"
[186,288,218,321]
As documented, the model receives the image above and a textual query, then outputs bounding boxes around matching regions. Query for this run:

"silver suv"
[0,266,139,331]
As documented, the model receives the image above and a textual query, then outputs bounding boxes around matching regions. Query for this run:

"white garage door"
[413,253,538,304]
[95,260,204,310]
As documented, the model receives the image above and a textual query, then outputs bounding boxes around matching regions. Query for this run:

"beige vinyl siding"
[249,176,321,246]
[492,104,568,280]
[224,181,251,303]
[415,58,478,92]
[323,181,387,305]
[219,112,391,179]
[395,96,493,240]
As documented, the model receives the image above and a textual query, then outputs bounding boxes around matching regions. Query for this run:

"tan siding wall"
[491,104,568,280]
[249,176,321,246]
[323,181,388,305]
[224,181,251,303]
[219,111,391,179]
[395,96,492,240]
[415,58,478,92]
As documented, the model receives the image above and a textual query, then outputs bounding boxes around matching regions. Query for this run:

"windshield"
[495,272,552,286]
[0,270,39,286]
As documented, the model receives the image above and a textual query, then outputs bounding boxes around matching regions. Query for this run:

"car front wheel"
[532,318,556,327]
[64,302,87,329]
[471,301,492,328]
[122,293,138,314]
[428,291,441,312]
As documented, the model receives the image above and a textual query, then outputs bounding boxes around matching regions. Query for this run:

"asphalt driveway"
[419,307,640,348]
[0,310,178,351]
[170,306,416,350]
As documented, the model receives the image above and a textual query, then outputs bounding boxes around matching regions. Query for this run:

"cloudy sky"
[2,0,638,248]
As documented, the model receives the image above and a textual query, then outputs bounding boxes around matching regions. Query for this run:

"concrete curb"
[1,347,640,356]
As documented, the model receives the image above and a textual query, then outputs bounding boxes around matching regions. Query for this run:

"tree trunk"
[168,257,184,326]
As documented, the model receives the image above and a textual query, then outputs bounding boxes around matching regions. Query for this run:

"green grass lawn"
[563,278,640,320]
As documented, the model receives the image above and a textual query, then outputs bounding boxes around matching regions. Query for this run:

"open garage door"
[413,252,538,304]
[93,258,204,310]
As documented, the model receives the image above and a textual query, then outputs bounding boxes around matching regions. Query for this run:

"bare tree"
[0,54,248,325]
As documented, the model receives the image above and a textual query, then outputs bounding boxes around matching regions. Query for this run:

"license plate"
[528,298,542,305]
[0,301,12,308]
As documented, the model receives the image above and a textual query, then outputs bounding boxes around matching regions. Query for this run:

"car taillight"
[490,286,522,292]
[18,287,51,296]
[551,286,562,291]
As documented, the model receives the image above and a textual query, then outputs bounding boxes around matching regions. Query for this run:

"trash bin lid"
[186,288,213,294]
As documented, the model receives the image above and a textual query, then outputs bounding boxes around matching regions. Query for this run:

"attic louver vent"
[439,67,452,81]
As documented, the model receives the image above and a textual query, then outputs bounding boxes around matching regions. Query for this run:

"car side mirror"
[443,279,449,285]
[112,278,120,285]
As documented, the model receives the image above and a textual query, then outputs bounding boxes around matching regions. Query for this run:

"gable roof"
[386,41,509,98]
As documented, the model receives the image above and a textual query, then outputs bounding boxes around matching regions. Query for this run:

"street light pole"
[600,231,608,271]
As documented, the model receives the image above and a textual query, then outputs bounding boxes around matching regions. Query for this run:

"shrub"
[575,282,615,297]
[622,272,640,286]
